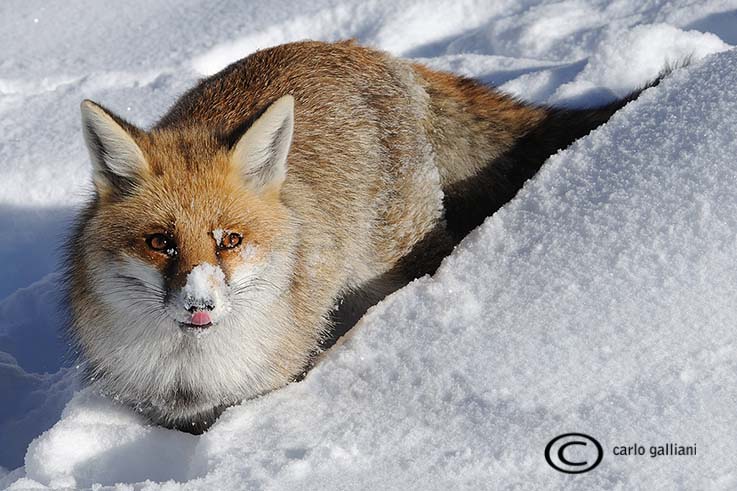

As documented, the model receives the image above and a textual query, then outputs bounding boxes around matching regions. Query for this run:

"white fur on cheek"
[94,255,166,318]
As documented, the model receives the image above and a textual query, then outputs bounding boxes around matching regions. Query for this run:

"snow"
[1,0,737,489]
[181,264,225,306]
[211,229,225,248]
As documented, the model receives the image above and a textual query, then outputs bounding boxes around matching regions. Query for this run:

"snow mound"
[10,44,737,491]
[549,23,730,104]
[23,390,200,489]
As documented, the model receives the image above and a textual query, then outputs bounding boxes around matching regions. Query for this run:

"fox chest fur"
[68,40,632,431]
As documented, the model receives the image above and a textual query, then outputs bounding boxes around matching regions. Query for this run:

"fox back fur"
[68,40,656,432]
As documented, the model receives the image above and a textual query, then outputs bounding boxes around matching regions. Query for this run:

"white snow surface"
[1,0,737,489]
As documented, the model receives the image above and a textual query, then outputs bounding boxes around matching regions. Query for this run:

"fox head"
[70,95,310,428]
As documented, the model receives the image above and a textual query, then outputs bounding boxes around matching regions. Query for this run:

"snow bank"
[2,0,737,488]
[0,274,77,471]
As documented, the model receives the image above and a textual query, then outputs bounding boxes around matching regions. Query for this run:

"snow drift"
[1,0,737,489]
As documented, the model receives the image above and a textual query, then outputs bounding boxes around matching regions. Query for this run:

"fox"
[67,40,662,433]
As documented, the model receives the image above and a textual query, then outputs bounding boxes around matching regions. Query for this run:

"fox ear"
[231,95,294,192]
[80,100,148,197]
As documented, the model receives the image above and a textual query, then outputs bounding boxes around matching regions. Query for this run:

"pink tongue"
[190,311,212,326]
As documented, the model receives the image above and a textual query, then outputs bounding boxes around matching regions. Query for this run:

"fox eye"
[221,232,243,250]
[146,234,176,255]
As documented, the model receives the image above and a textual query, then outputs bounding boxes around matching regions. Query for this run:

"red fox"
[68,40,660,432]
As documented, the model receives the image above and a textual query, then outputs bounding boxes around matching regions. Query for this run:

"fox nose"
[184,297,215,313]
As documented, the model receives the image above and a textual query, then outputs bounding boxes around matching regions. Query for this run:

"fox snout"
[168,263,229,331]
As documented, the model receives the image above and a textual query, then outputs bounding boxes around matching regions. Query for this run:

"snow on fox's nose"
[179,263,226,324]
[184,296,215,312]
